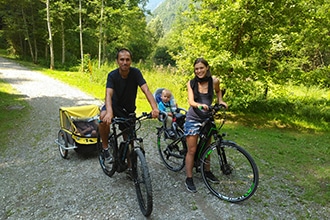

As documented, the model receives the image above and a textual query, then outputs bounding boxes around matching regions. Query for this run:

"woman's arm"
[213,76,228,108]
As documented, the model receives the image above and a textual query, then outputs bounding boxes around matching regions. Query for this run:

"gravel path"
[0,57,328,220]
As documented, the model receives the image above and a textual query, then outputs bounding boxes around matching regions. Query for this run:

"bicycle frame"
[193,105,226,170]
[98,112,153,216]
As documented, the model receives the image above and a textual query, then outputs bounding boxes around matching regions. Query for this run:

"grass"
[0,78,30,153]
[221,122,330,205]
[0,54,329,206]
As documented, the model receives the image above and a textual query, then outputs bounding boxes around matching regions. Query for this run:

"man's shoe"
[185,177,197,193]
[103,149,113,170]
[204,171,220,184]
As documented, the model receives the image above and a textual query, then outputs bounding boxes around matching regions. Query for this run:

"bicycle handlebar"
[99,112,152,124]
[208,103,227,112]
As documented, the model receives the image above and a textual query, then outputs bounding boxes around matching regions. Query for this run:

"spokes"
[157,129,186,172]
[201,142,259,203]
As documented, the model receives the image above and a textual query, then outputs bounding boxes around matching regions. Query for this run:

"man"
[99,48,159,170]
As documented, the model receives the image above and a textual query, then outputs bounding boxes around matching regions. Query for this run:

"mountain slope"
[146,0,165,11]
[149,0,189,33]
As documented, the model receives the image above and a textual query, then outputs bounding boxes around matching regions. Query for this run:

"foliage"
[0,0,153,67]
[150,45,175,66]
[158,0,330,99]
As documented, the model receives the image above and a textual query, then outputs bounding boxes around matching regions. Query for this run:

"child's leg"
[166,116,172,129]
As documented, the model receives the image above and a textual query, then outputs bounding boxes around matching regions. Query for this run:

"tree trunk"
[61,21,65,64]
[21,8,35,62]
[79,0,84,72]
[46,0,54,69]
[98,0,104,68]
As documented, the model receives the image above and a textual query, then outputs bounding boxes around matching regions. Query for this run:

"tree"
[171,0,330,101]
[46,0,54,69]
[79,0,84,71]
[147,16,164,44]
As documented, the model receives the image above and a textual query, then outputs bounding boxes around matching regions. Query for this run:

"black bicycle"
[97,112,153,216]
[157,104,259,203]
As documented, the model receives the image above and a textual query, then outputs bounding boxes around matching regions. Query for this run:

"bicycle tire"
[200,140,259,203]
[131,148,153,217]
[97,135,117,177]
[58,130,69,159]
[157,128,186,172]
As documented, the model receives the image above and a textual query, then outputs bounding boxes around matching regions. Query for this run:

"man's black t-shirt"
[106,67,146,117]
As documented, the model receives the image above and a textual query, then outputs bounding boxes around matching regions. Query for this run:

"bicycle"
[157,104,259,203]
[97,112,153,216]
[156,107,187,171]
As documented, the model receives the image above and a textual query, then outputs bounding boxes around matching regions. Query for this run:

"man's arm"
[140,84,159,118]
[102,88,114,124]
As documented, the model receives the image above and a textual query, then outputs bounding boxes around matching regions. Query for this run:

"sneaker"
[204,171,220,184]
[185,177,197,193]
[103,149,113,169]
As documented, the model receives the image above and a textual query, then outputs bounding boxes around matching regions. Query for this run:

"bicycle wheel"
[131,148,153,217]
[157,127,186,172]
[58,130,68,159]
[200,140,259,203]
[97,136,117,177]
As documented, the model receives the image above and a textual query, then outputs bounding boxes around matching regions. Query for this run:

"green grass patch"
[221,121,330,205]
[0,79,30,153]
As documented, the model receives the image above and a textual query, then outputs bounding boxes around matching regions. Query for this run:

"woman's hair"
[193,58,211,77]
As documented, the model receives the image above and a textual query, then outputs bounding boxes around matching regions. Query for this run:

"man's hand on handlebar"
[151,108,160,119]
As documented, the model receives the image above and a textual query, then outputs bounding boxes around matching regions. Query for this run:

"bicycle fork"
[216,139,232,175]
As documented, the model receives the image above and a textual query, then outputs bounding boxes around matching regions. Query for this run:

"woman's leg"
[185,135,198,178]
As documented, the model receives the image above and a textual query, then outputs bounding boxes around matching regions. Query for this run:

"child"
[74,120,98,137]
[157,89,177,137]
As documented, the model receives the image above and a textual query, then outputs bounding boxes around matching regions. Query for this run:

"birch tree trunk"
[61,21,65,64]
[79,0,84,72]
[98,0,104,68]
[46,0,54,69]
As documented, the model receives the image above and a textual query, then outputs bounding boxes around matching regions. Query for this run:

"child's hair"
[162,89,172,98]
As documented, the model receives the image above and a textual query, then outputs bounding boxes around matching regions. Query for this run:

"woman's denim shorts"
[184,120,202,136]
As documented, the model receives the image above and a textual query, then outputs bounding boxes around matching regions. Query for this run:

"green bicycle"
[157,104,259,202]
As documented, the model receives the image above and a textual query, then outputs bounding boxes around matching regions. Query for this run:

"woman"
[184,58,228,193]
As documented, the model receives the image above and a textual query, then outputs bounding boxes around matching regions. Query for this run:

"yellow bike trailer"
[55,104,100,158]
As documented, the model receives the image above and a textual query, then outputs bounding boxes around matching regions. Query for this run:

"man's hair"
[116,48,132,60]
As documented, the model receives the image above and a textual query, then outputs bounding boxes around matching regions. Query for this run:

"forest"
[0,0,329,130]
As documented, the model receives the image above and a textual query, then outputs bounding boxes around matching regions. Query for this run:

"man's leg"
[99,110,112,167]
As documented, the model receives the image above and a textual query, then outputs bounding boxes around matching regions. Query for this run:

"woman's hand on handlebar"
[219,101,228,109]
[197,104,209,111]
